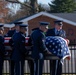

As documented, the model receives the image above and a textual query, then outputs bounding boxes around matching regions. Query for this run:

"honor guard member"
[11,24,28,75]
[46,20,66,75]
[4,22,23,75]
[46,20,66,38]
[0,24,5,75]
[30,21,51,75]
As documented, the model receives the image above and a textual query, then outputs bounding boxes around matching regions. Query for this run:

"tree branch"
[5,0,32,8]
[5,0,19,3]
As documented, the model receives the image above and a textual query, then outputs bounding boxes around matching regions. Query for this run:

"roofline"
[21,12,76,26]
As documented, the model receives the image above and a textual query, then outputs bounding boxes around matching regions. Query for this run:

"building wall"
[63,22,76,44]
[28,15,76,44]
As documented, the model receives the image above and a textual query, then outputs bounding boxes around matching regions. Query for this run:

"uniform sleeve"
[9,38,14,47]
[45,29,49,36]
[0,37,5,55]
[38,33,48,52]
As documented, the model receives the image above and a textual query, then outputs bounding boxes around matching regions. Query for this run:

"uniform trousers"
[34,59,44,75]
[10,60,14,75]
[28,60,34,75]
[0,59,4,75]
[50,60,62,75]
[10,60,25,75]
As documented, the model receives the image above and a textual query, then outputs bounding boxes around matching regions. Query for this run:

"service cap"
[39,21,50,26]
[19,24,28,27]
[4,24,15,28]
[14,22,23,26]
[54,20,63,26]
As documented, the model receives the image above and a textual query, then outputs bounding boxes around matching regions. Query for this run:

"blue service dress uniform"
[4,29,33,75]
[0,35,5,75]
[31,28,48,75]
[46,28,66,75]
[4,29,17,75]
[11,32,27,75]
[46,28,66,38]
[4,22,23,75]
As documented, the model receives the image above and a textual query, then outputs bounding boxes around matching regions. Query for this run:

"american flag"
[45,36,71,64]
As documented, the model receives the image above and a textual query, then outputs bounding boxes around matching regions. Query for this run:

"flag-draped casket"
[45,36,71,64]
[4,36,71,63]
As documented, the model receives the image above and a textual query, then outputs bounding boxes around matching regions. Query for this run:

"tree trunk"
[30,0,38,14]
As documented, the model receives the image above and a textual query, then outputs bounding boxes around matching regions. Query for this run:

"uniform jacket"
[46,28,66,38]
[11,32,27,61]
[0,35,5,59]
[31,28,47,59]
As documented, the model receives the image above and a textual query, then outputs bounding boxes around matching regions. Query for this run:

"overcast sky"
[38,0,52,4]
[19,0,52,4]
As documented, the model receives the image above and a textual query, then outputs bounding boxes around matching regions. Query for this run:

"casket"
[4,37,30,46]
[4,36,71,63]
[4,37,30,57]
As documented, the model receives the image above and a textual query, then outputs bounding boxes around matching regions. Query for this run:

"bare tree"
[0,0,9,23]
[5,0,39,14]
